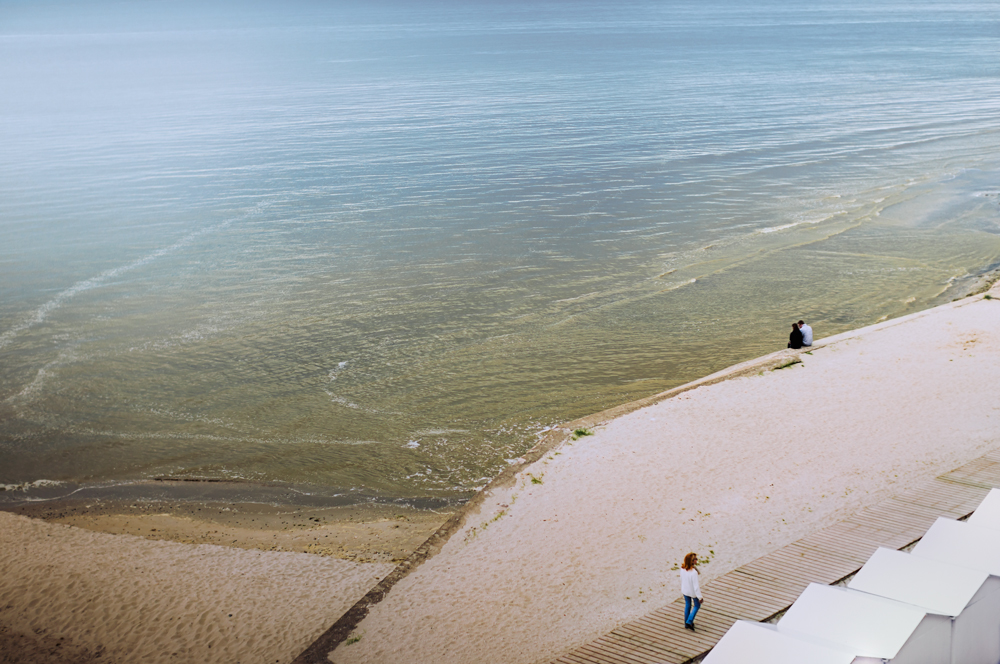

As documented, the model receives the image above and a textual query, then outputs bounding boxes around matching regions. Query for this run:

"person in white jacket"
[798,320,813,347]
[679,552,703,631]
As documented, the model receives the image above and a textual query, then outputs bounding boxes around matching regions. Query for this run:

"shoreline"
[3,280,1000,664]
[297,282,1000,661]
[3,266,997,569]
[0,481,457,564]
[316,282,1000,664]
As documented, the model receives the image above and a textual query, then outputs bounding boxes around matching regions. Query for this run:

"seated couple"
[787,320,812,349]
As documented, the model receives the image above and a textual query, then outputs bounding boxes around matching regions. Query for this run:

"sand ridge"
[329,289,1000,664]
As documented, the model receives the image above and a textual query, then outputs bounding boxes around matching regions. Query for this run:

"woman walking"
[680,552,703,631]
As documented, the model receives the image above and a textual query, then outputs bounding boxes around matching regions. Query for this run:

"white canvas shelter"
[912,517,1000,576]
[849,546,1000,664]
[849,547,989,616]
[907,516,1000,664]
[967,488,1000,530]
[776,583,950,663]
[702,620,857,664]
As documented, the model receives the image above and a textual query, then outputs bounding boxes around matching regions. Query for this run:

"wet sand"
[0,510,396,664]
[0,495,451,663]
[5,499,452,564]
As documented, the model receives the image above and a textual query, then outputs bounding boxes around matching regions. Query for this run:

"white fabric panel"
[777,584,928,659]
[848,547,987,616]
[890,614,951,664]
[703,621,855,664]
[952,576,1000,664]
[912,518,1000,576]
[968,488,1000,530]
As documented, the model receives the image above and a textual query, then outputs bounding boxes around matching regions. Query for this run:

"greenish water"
[2,0,1000,504]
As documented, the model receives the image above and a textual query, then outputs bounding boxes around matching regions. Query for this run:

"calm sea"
[2,0,1000,505]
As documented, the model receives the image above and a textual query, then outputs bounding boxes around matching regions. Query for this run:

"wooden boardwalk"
[551,448,1000,664]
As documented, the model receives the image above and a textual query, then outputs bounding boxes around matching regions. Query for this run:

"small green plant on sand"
[986,294,994,300]
[773,359,802,370]
[529,473,544,485]
[571,428,593,440]
[346,634,363,646]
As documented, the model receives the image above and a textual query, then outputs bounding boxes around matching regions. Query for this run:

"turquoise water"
[2,0,1000,503]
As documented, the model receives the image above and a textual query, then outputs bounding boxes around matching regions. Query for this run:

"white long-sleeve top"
[679,568,702,600]
[800,323,813,346]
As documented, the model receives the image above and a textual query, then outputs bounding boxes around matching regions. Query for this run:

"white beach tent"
[775,583,951,663]
[848,546,1000,664]
[702,620,859,664]
[967,488,1000,530]
[909,516,1000,664]
[912,517,1000,576]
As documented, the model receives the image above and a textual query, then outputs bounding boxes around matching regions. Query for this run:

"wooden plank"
[710,569,812,596]
[555,653,601,664]
[707,595,790,619]
[848,509,935,533]
[624,611,730,644]
[580,642,663,664]
[757,548,865,578]
[782,541,872,565]
[710,574,812,602]
[587,637,680,664]
[631,608,734,643]
[844,510,931,533]
[743,554,860,582]
[911,482,986,506]
[759,552,854,572]
[804,524,908,549]
[738,551,836,577]
[552,657,585,664]
[612,627,710,661]
[610,630,693,660]
[576,642,652,664]
[701,592,788,618]
[706,589,799,616]
[886,493,972,515]
[743,549,855,580]
[733,558,843,584]
[788,531,882,555]
[704,586,799,615]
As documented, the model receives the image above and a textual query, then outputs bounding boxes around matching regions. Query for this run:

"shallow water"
[2,0,1000,503]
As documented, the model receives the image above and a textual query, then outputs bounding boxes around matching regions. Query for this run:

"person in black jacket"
[788,322,803,349]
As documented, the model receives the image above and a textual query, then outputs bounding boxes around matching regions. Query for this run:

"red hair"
[682,552,699,572]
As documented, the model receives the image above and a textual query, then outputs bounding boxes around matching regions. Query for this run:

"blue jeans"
[683,595,702,625]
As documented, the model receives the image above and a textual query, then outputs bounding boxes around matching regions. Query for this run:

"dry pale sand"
[332,288,1000,664]
[0,511,393,664]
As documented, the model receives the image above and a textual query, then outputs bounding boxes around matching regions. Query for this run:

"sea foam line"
[0,203,269,351]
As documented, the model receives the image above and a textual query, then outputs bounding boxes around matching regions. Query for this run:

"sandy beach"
[3,285,1000,664]
[0,510,394,664]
